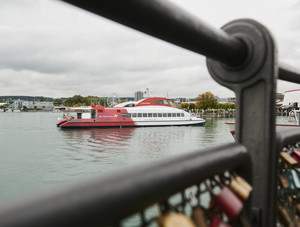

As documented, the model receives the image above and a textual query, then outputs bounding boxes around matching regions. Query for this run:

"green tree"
[180,103,189,109]
[63,95,107,107]
[53,98,63,106]
[195,92,218,110]
[64,95,84,106]
[217,102,236,109]
[39,96,45,101]
[180,102,195,110]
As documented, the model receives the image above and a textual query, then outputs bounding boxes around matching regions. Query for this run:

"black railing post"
[207,19,277,226]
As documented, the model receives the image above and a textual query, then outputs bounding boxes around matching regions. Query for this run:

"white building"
[134,91,144,101]
[8,100,54,110]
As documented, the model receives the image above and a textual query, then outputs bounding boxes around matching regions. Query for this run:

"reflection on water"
[59,119,234,164]
[62,128,136,153]
[0,112,235,201]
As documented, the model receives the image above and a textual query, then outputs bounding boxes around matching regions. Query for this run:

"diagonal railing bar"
[62,0,300,84]
[0,144,249,227]
[61,0,247,67]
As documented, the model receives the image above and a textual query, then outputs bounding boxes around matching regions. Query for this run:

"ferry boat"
[57,97,205,129]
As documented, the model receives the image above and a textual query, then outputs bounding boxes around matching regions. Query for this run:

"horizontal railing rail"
[0,143,249,227]
[276,129,300,150]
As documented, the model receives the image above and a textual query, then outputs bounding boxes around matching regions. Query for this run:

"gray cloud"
[0,0,299,98]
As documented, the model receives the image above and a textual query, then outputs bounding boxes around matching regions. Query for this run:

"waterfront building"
[134,91,144,101]
[8,100,54,110]
[215,96,236,103]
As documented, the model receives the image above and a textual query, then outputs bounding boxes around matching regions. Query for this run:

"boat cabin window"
[168,113,171,117]
[163,113,167,117]
[172,113,176,117]
[148,113,152,117]
[163,100,169,105]
[181,113,184,117]
[154,100,164,104]
[125,103,135,107]
[143,113,147,117]
[138,113,142,117]
[153,113,157,117]
[127,113,131,117]
[122,113,126,118]
[91,110,96,119]
[77,113,82,119]
[132,113,136,118]
[177,113,180,117]
[158,113,162,117]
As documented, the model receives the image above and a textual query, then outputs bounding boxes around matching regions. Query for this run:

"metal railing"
[0,144,249,226]
[1,0,300,226]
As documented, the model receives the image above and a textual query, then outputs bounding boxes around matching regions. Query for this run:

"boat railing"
[1,0,300,226]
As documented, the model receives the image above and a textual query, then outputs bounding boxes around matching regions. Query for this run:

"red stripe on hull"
[60,121,136,128]
[57,120,67,126]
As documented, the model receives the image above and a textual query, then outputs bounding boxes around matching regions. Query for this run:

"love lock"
[205,180,243,220]
[229,173,253,201]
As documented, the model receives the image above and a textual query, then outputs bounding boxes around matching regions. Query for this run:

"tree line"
[180,91,235,110]
[54,95,107,107]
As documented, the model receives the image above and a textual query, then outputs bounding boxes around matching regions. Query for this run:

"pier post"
[207,19,277,226]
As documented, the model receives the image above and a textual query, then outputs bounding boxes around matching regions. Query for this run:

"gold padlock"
[278,204,294,227]
[279,173,290,189]
[234,175,253,192]
[157,213,196,227]
[230,176,252,200]
[280,152,299,168]
[296,204,300,216]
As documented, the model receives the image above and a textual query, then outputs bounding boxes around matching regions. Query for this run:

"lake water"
[0,112,235,202]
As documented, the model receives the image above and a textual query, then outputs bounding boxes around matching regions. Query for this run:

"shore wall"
[186,109,290,118]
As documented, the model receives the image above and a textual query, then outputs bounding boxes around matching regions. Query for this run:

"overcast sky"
[0,0,300,99]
